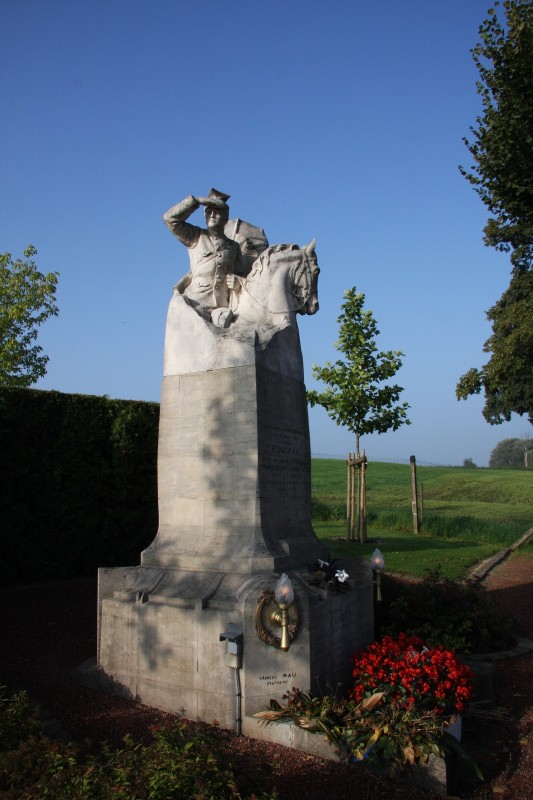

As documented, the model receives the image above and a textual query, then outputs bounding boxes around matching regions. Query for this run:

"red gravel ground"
[1,552,532,800]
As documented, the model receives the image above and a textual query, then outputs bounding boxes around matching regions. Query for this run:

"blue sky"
[1,0,529,466]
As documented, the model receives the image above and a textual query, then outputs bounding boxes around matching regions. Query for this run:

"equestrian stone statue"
[163,189,319,333]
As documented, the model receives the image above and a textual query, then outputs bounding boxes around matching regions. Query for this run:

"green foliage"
[456,270,533,424]
[311,496,346,521]
[460,0,533,273]
[311,458,532,547]
[307,288,410,453]
[256,660,475,775]
[316,523,504,580]
[457,1,533,424]
[0,714,276,799]
[256,688,394,766]
[0,246,59,387]
[489,435,533,467]
[463,458,477,468]
[378,568,515,653]
[0,387,159,584]
[0,687,40,751]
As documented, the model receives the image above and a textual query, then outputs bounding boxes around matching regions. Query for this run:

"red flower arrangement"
[255,634,477,771]
[351,632,474,717]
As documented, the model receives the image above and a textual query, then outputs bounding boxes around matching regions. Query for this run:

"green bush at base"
[0,689,276,800]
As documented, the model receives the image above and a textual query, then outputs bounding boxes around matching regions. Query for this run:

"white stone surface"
[96,190,374,752]
[98,562,374,736]
[143,362,326,574]
[163,285,306,380]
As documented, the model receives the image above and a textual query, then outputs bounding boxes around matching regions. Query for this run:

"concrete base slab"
[97,560,374,741]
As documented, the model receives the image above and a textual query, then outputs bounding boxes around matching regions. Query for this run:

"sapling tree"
[308,288,410,541]
[0,245,59,387]
[308,287,410,455]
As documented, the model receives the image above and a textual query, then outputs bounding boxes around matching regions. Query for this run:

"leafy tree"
[460,0,533,274]
[307,288,410,455]
[0,245,59,387]
[457,268,533,424]
[489,436,533,468]
[457,0,533,424]
[463,458,477,468]
[308,289,410,543]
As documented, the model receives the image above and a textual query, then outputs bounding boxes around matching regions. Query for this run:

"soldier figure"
[163,189,244,328]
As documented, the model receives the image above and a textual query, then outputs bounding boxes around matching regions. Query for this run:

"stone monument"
[97,189,374,750]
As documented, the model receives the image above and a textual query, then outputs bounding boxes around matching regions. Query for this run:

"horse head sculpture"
[230,240,320,327]
[298,239,320,316]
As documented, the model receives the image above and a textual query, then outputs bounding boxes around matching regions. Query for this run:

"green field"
[311,458,532,578]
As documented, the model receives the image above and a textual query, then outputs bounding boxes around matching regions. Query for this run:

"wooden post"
[360,449,367,542]
[350,454,357,541]
[355,434,360,543]
[419,482,424,524]
[346,454,352,541]
[346,452,368,542]
[410,455,419,535]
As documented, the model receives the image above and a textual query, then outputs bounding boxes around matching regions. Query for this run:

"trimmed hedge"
[0,388,159,585]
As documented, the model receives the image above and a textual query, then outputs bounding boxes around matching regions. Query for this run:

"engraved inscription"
[259,424,308,495]
[258,671,297,687]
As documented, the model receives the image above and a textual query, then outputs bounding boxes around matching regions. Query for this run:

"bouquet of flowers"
[309,559,350,591]
[255,633,475,772]
[351,632,473,716]
[349,633,474,766]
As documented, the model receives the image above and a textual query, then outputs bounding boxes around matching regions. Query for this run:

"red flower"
[351,634,474,716]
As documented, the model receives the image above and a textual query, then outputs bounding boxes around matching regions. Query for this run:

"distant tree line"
[489,436,533,469]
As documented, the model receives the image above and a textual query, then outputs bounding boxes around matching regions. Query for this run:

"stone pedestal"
[143,363,327,573]
[98,561,373,734]
[97,291,374,748]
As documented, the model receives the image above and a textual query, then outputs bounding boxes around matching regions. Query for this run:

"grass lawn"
[313,522,502,580]
[311,459,532,579]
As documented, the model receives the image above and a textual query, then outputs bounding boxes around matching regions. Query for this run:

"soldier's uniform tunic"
[163,194,243,313]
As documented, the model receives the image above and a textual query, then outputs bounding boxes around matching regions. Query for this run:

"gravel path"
[1,552,532,799]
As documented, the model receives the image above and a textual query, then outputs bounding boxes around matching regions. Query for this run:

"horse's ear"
[304,238,316,255]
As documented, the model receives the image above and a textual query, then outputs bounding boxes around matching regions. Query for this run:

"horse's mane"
[250,243,302,278]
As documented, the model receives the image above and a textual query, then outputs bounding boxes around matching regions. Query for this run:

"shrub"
[378,568,515,653]
[0,687,40,751]
[0,708,276,800]
[0,388,159,584]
